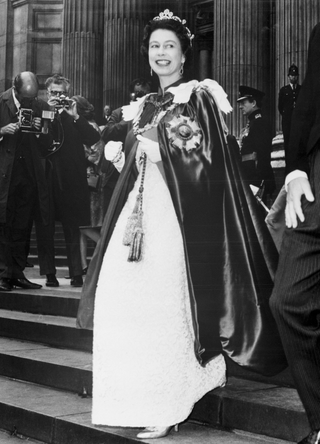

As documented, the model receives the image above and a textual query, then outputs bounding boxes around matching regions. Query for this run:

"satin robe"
[77,85,287,376]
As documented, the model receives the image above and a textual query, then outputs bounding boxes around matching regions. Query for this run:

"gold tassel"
[123,194,140,246]
[128,210,144,262]
[124,152,146,261]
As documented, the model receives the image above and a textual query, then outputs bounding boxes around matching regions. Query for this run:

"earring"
[179,63,184,76]
[150,68,153,76]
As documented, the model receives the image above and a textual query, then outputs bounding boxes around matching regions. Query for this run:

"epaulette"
[254,113,262,119]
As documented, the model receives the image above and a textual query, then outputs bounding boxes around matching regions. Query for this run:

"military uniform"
[238,86,275,198]
[278,64,301,158]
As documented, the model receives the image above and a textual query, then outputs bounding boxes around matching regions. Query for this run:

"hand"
[104,141,123,162]
[0,122,20,135]
[136,135,161,163]
[47,97,59,108]
[32,117,42,131]
[285,177,314,228]
[65,100,79,120]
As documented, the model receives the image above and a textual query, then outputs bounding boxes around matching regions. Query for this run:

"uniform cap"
[288,64,299,76]
[237,85,265,102]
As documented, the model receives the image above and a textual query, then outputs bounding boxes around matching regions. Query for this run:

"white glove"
[136,135,161,163]
[104,141,125,172]
[104,141,123,161]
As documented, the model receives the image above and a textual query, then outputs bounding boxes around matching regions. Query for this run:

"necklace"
[132,93,178,136]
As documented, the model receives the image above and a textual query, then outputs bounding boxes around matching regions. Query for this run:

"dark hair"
[45,73,70,91]
[129,78,151,94]
[140,19,192,61]
[71,95,95,121]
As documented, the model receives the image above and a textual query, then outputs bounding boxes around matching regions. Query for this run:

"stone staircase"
[0,227,310,443]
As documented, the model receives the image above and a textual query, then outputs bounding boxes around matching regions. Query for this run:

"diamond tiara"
[153,9,194,45]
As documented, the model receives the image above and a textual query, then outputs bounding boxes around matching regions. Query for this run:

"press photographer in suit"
[0,71,53,291]
[271,23,320,444]
[34,74,100,288]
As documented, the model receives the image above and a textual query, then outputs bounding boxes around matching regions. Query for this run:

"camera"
[54,95,72,110]
[18,108,55,133]
[19,108,39,133]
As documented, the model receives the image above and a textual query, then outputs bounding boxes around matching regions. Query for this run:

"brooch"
[165,115,202,152]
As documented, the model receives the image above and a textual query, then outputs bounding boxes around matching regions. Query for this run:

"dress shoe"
[298,430,320,444]
[25,261,34,268]
[0,278,12,292]
[70,275,83,287]
[65,268,87,279]
[136,424,178,439]
[10,278,42,290]
[46,274,59,287]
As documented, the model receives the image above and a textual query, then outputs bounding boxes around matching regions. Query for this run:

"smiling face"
[148,29,185,89]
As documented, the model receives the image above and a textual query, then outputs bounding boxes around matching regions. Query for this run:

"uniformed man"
[278,64,301,160]
[237,85,275,201]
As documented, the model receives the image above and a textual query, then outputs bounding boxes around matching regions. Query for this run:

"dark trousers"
[270,147,320,430]
[0,159,37,279]
[35,217,82,277]
[34,164,82,278]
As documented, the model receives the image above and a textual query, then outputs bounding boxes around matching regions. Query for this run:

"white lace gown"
[92,146,226,427]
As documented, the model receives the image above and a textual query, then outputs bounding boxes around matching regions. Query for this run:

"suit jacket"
[286,22,320,174]
[47,110,100,227]
[0,88,52,224]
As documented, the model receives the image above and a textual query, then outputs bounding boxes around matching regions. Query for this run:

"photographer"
[34,74,100,288]
[0,71,53,291]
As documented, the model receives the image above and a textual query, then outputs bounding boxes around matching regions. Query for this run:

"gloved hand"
[104,141,125,172]
[104,141,123,161]
[136,135,161,163]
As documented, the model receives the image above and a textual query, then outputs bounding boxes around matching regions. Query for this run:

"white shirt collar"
[12,88,21,110]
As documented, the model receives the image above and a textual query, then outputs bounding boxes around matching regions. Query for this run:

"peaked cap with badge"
[237,85,265,103]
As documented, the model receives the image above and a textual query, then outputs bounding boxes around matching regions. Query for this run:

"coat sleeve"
[101,108,129,144]
[71,114,101,146]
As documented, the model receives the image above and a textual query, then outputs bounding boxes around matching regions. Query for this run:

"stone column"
[193,4,214,81]
[62,0,104,115]
[213,0,273,137]
[275,0,320,133]
[0,0,13,91]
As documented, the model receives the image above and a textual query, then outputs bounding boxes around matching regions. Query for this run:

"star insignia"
[166,115,202,152]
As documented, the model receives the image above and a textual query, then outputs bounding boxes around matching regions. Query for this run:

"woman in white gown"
[77,8,287,440]
[92,11,226,439]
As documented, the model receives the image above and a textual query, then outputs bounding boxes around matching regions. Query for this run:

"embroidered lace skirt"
[92,155,226,427]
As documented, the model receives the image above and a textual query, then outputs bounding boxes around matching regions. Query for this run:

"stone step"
[0,309,92,352]
[28,244,96,256]
[0,286,80,318]
[0,334,309,443]
[0,374,299,444]
[27,254,81,267]
[0,337,92,394]
[0,428,45,443]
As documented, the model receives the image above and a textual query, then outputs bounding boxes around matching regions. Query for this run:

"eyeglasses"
[49,90,67,97]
